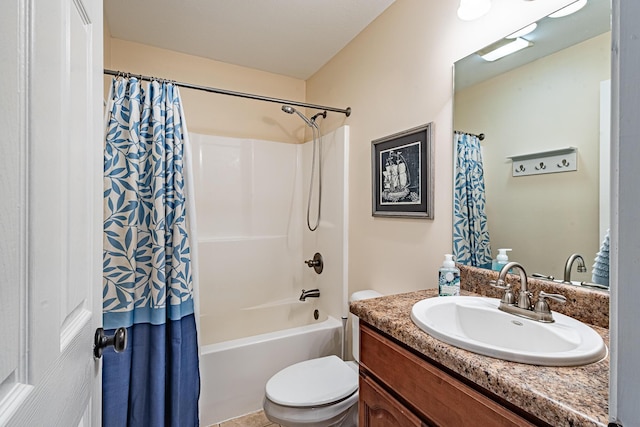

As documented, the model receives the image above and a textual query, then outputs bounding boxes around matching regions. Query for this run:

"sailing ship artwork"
[380,141,421,205]
[371,123,433,219]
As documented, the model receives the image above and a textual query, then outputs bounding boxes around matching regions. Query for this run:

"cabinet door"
[360,323,538,427]
[360,373,426,427]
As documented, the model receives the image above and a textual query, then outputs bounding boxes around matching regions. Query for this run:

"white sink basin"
[411,296,606,366]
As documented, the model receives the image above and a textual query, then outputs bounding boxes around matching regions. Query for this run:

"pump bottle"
[439,254,460,296]
[492,248,512,271]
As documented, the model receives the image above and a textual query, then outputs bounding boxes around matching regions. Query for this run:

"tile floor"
[209,410,282,427]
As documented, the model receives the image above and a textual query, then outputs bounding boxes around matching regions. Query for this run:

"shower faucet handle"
[304,252,324,274]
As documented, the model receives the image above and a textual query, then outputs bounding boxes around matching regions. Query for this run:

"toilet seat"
[265,355,358,407]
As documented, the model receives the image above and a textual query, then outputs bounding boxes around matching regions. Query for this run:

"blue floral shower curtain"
[102,77,199,426]
[453,132,492,268]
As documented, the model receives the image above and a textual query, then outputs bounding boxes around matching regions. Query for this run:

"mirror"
[453,0,611,287]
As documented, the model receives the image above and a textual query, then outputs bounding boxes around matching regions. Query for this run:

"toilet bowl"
[263,356,359,427]
[263,290,382,427]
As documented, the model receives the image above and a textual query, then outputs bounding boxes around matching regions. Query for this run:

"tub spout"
[299,289,320,301]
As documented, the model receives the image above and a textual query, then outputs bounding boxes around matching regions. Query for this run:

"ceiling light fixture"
[506,23,538,39]
[457,0,492,21]
[548,0,587,18]
[478,37,533,62]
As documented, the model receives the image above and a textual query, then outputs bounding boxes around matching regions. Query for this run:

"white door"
[0,0,104,425]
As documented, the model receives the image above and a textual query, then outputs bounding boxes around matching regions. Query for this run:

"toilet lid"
[265,355,358,407]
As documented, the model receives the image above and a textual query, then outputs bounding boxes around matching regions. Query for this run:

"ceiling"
[104,0,395,80]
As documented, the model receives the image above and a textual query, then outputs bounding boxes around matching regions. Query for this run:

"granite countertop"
[350,266,609,427]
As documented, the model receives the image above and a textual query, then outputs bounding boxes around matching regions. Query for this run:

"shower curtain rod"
[104,68,352,117]
[455,130,485,141]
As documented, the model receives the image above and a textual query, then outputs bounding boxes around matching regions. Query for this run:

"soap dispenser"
[439,254,460,296]
[492,248,512,271]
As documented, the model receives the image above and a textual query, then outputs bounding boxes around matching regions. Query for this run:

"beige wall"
[103,20,111,67]
[103,17,112,96]
[105,38,307,143]
[455,32,610,279]
[306,0,575,295]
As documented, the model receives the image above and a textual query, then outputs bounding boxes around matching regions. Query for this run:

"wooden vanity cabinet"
[359,373,425,427]
[358,322,545,427]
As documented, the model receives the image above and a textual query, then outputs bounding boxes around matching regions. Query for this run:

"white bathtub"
[199,298,328,345]
[199,305,342,425]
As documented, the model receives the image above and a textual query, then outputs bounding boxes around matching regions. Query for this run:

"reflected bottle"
[492,248,512,272]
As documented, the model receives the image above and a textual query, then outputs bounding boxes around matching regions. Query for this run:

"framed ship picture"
[371,123,434,219]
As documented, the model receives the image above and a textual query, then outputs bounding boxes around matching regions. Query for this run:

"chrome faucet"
[299,289,320,301]
[563,253,587,283]
[490,262,566,323]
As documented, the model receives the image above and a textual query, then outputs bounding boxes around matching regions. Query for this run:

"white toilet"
[263,290,382,427]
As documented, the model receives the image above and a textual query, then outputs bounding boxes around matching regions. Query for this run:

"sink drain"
[511,320,524,326]
[314,309,319,320]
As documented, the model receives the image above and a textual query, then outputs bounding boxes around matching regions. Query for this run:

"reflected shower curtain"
[453,132,492,268]
[102,77,200,426]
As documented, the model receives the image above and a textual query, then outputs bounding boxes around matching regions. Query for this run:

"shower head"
[281,105,295,114]
[281,105,316,128]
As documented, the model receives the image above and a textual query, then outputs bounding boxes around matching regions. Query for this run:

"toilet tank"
[349,290,383,362]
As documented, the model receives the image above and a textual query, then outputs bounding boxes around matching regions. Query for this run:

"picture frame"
[371,123,434,219]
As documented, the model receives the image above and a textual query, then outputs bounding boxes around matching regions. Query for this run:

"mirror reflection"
[453,0,611,288]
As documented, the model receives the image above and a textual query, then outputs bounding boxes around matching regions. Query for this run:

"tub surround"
[350,266,609,426]
[194,126,350,425]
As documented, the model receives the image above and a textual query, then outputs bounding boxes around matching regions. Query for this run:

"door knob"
[94,327,127,358]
